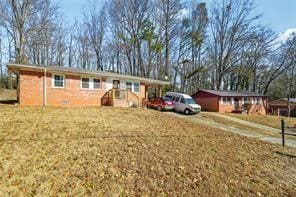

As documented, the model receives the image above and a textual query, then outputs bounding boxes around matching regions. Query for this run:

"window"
[175,97,180,102]
[53,74,64,88]
[113,80,120,89]
[180,98,185,104]
[126,82,132,91]
[93,79,100,89]
[222,97,232,105]
[185,98,196,104]
[255,97,262,104]
[164,97,172,102]
[82,78,90,89]
[133,82,140,93]
[243,97,252,104]
[164,95,172,100]
[81,77,101,90]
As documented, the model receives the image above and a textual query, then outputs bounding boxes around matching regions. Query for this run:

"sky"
[56,0,296,37]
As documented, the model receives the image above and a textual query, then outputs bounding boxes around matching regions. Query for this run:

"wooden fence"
[281,119,296,147]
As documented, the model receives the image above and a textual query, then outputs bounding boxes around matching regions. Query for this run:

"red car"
[147,97,175,111]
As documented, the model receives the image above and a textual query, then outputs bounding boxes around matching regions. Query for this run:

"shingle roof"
[279,98,296,103]
[7,63,170,85]
[197,89,266,97]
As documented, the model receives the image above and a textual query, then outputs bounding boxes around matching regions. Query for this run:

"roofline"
[269,98,296,104]
[7,63,170,85]
[194,89,267,97]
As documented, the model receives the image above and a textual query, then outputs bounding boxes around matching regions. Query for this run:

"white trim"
[126,81,133,91]
[80,76,102,90]
[133,82,140,93]
[243,97,253,104]
[52,73,65,88]
[221,97,232,105]
[254,97,262,105]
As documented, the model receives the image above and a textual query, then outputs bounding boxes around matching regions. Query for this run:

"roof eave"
[7,63,170,86]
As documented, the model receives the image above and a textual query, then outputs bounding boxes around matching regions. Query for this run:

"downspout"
[43,68,47,106]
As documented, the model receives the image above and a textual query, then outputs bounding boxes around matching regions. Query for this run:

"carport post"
[158,85,162,97]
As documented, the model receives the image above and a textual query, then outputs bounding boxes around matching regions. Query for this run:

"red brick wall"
[19,70,147,107]
[193,90,267,114]
[19,70,44,106]
[46,74,107,107]
[218,101,235,113]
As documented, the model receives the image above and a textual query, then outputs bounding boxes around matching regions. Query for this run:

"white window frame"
[80,77,101,90]
[81,77,90,89]
[52,73,65,88]
[254,97,262,105]
[221,97,232,105]
[133,82,140,93]
[243,97,253,104]
[126,81,133,91]
[93,78,101,89]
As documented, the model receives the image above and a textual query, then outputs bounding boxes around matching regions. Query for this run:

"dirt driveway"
[167,112,296,148]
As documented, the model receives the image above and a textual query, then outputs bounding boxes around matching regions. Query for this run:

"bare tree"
[157,0,181,79]
[208,0,260,90]
[262,34,296,94]
[83,1,107,71]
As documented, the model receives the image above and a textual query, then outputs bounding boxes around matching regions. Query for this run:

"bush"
[242,103,252,113]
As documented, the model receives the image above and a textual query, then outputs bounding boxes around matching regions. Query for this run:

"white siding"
[105,78,141,92]
[106,78,113,90]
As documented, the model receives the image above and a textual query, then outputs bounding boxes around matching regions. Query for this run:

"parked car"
[147,97,175,111]
[164,92,201,115]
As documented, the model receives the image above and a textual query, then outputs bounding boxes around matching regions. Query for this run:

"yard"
[224,113,296,129]
[0,106,295,196]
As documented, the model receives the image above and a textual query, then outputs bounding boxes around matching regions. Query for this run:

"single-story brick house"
[192,89,268,114]
[7,63,169,107]
[268,98,296,116]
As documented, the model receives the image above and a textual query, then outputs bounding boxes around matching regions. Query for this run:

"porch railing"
[101,89,140,107]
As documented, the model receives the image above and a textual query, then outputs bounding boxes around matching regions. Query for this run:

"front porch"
[101,84,163,108]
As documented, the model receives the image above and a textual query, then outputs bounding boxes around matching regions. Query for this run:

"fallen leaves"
[0,106,295,196]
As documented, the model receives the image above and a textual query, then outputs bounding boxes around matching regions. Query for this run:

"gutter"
[43,68,47,106]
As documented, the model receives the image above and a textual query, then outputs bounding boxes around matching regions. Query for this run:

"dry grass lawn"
[0,106,295,196]
[225,113,296,129]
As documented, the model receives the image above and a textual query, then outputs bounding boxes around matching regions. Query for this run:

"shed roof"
[7,63,170,85]
[195,89,266,97]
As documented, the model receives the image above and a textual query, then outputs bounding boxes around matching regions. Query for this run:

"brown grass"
[0,106,295,196]
[225,113,296,129]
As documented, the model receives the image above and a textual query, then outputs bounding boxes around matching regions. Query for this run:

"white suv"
[164,92,201,115]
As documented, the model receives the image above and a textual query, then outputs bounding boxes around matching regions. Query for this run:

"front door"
[113,80,120,89]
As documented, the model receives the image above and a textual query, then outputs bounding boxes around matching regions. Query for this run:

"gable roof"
[7,63,170,85]
[195,89,266,97]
